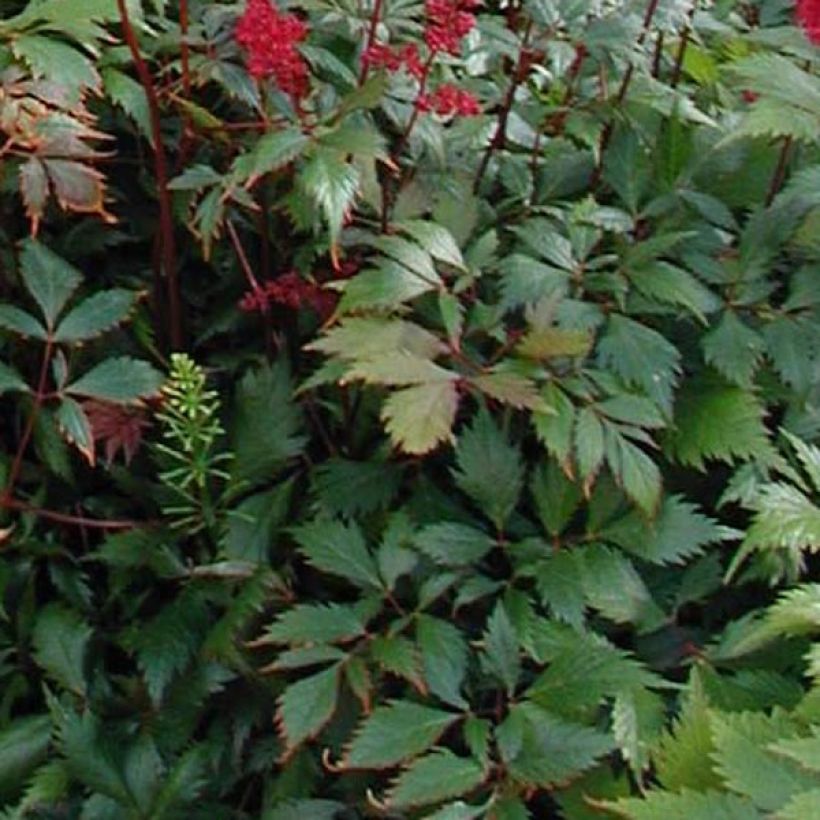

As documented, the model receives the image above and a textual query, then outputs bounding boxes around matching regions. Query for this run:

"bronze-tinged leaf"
[19,157,49,236]
[82,400,152,466]
[43,159,114,224]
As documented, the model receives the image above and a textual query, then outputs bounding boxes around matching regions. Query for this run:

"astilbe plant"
[0,0,818,818]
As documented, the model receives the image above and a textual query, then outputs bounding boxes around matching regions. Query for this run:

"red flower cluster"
[362,43,425,78]
[239,273,336,319]
[424,0,479,55]
[418,84,481,116]
[235,0,309,99]
[797,0,820,44]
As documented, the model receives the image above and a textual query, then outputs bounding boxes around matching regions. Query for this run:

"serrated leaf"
[344,701,459,769]
[505,704,615,787]
[531,458,582,537]
[626,262,719,323]
[292,518,381,589]
[534,383,575,465]
[533,551,586,629]
[66,357,163,403]
[371,635,424,691]
[312,458,402,517]
[414,523,495,566]
[0,305,47,339]
[0,716,52,803]
[516,327,593,359]
[770,729,820,773]
[382,381,459,455]
[575,406,605,484]
[603,425,662,515]
[665,376,771,470]
[397,220,465,270]
[54,289,138,342]
[20,157,49,231]
[345,352,456,386]
[453,411,524,530]
[612,688,666,776]
[710,711,817,811]
[702,312,765,388]
[469,372,545,411]
[598,315,681,413]
[231,360,306,485]
[19,240,82,329]
[300,149,359,248]
[481,603,520,696]
[55,396,95,465]
[12,35,99,95]
[387,750,485,810]
[102,68,152,144]
[32,604,91,696]
[310,317,444,362]
[262,603,366,645]
[277,664,340,753]
[232,127,308,186]
[417,615,469,709]
[776,789,820,820]
[606,789,763,820]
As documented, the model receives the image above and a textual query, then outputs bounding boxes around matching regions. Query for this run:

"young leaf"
[605,789,764,820]
[387,750,485,810]
[66,357,163,404]
[292,518,382,590]
[277,664,341,754]
[344,701,459,769]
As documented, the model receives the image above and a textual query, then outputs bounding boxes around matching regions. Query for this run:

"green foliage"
[0,0,818,816]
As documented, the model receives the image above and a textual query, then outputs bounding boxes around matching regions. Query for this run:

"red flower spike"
[418,84,481,117]
[797,0,820,44]
[424,0,477,55]
[236,0,310,99]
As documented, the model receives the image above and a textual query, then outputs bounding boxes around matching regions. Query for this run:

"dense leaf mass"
[0,0,819,818]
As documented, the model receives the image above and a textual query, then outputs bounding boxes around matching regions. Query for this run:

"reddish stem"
[2,339,52,505]
[117,0,183,350]
[0,498,141,530]
[359,0,385,85]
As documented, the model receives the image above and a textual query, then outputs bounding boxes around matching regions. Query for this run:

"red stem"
[0,498,141,530]
[117,0,183,350]
[2,339,52,504]
[359,0,385,85]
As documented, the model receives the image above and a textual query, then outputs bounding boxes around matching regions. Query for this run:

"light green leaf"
[776,789,820,820]
[382,381,459,455]
[534,383,575,465]
[232,127,309,185]
[292,518,382,589]
[12,35,99,97]
[277,664,340,752]
[387,750,485,810]
[517,327,593,360]
[605,789,763,820]
[54,289,138,342]
[453,411,524,530]
[770,729,820,773]
[397,220,466,270]
[32,604,91,696]
[66,357,163,403]
[19,240,82,329]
